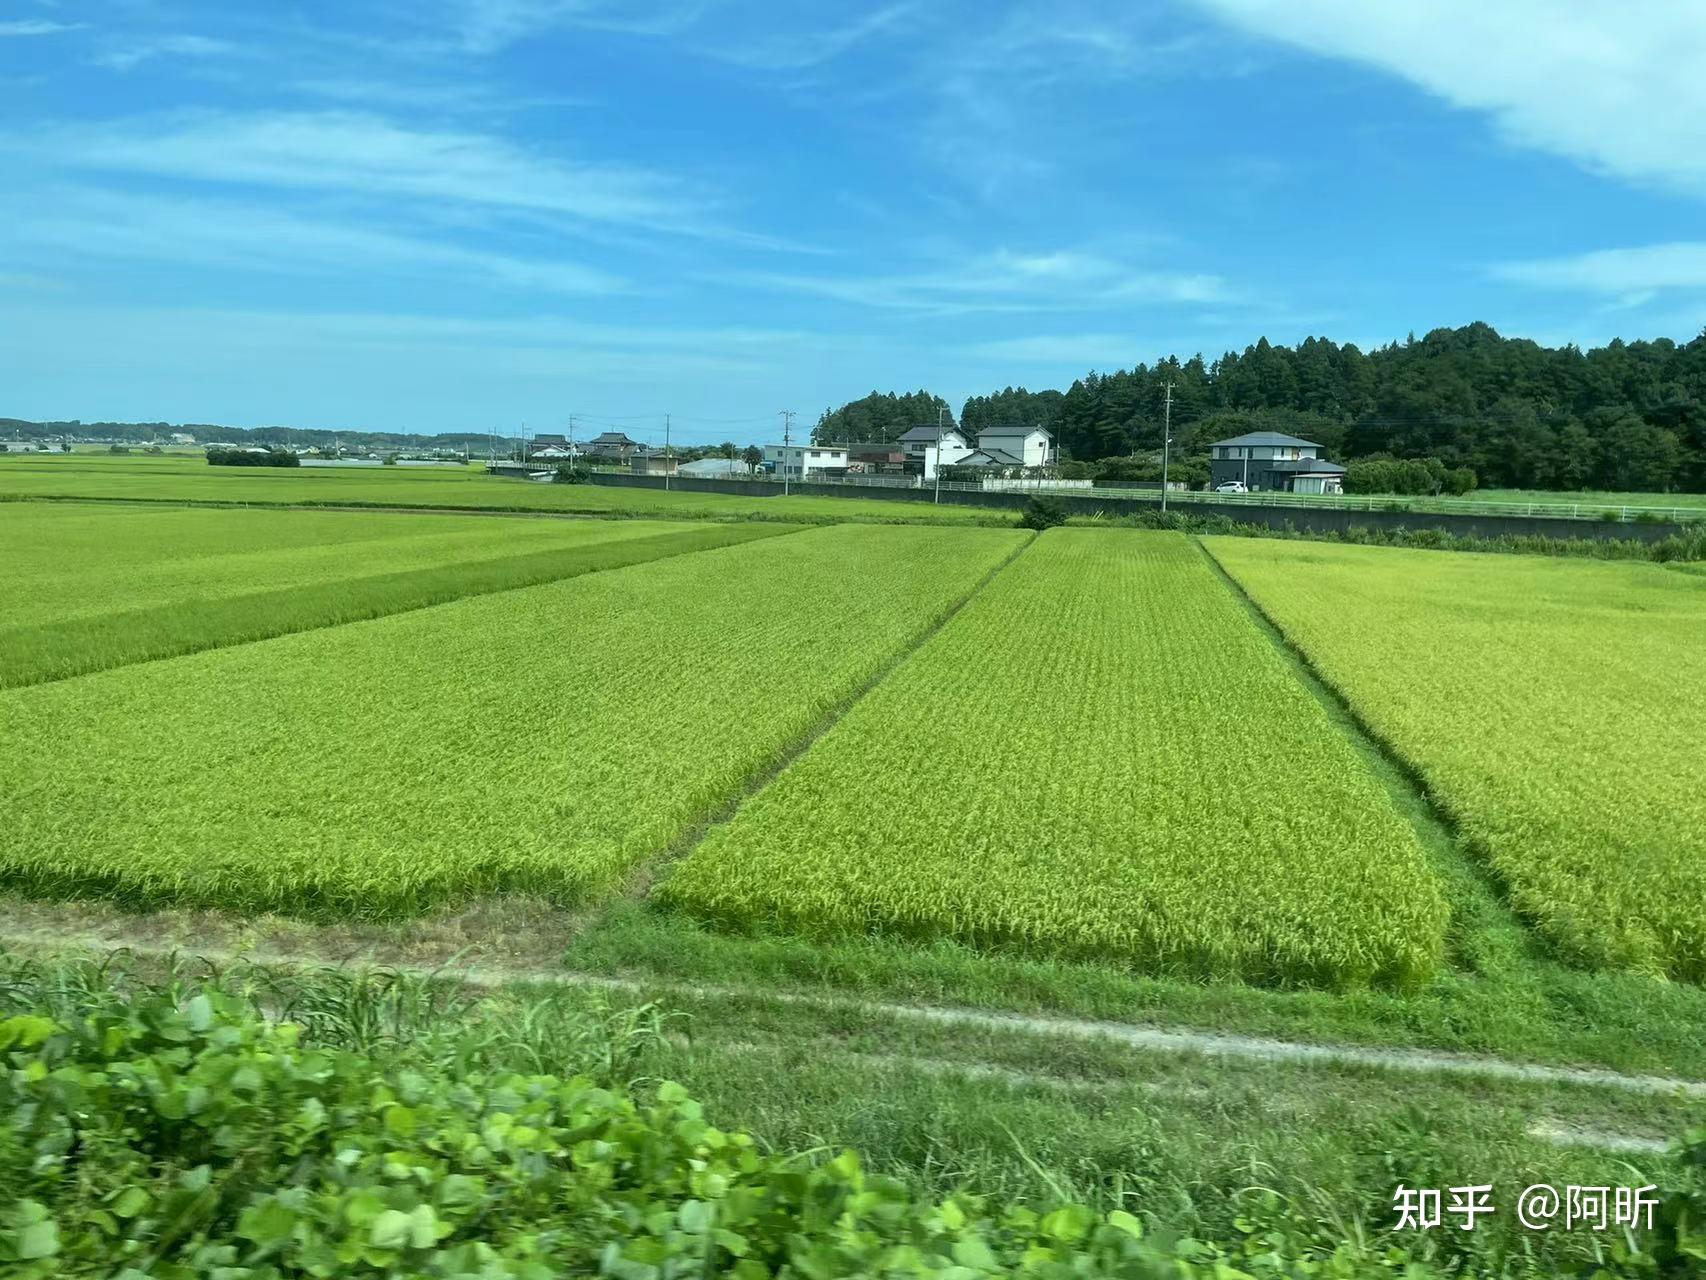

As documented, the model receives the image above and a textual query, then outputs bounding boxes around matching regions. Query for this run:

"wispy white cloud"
[698,3,914,70]
[23,110,760,243]
[447,0,704,54]
[93,34,237,71]
[895,5,1213,202]
[7,186,630,296]
[1492,242,1706,306]
[287,75,591,115]
[443,0,911,68]
[963,333,1140,365]
[1192,0,1706,195]
[0,20,87,37]
[722,247,1231,315]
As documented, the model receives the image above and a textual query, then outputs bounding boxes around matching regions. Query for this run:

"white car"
[1214,480,1248,494]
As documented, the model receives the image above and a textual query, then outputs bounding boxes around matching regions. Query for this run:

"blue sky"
[4,1,1705,445]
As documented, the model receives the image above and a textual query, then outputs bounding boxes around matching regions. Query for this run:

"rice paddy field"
[6,480,1706,1277]
[0,451,1013,524]
[0,524,1025,915]
[0,504,789,685]
[662,530,1448,987]
[0,478,1699,1029]
[1205,537,1706,981]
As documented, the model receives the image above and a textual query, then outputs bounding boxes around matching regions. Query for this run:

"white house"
[974,424,1052,468]
[897,425,973,480]
[764,444,848,478]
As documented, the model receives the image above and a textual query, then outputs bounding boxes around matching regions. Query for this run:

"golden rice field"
[1206,537,1706,980]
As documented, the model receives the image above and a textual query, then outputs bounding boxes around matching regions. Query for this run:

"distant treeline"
[0,418,495,453]
[206,447,300,468]
[1046,323,1706,492]
[819,323,1706,494]
[15,320,1706,494]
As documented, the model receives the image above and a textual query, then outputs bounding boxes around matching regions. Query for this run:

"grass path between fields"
[1,908,1701,1104]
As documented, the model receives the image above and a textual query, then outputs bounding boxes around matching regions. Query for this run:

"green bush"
[1018,496,1068,530]
[206,448,300,468]
[553,463,592,484]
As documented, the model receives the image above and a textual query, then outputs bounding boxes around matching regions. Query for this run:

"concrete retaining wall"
[585,472,1686,543]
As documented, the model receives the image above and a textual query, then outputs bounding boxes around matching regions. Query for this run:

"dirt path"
[5,921,1702,1103]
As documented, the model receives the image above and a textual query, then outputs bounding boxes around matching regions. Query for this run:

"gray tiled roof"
[1209,431,1322,448]
[897,425,961,443]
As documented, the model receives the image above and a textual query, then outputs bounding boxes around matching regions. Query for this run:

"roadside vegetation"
[5,950,1705,1278]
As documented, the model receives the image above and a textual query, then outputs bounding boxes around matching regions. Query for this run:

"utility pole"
[1160,381,1174,515]
[664,413,671,491]
[779,410,795,496]
[934,406,948,504]
[567,413,575,468]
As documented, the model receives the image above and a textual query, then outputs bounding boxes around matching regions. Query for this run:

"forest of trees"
[1044,324,1706,492]
[810,391,954,444]
[959,387,1065,437]
[812,324,1706,493]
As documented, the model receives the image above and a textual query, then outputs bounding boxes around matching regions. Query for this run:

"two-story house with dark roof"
[1209,431,1346,494]
[585,431,640,460]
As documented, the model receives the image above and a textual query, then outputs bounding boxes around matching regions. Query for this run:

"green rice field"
[662,530,1447,987]
[0,478,1701,1034]
[0,505,789,685]
[0,524,1025,916]
[0,452,1012,524]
